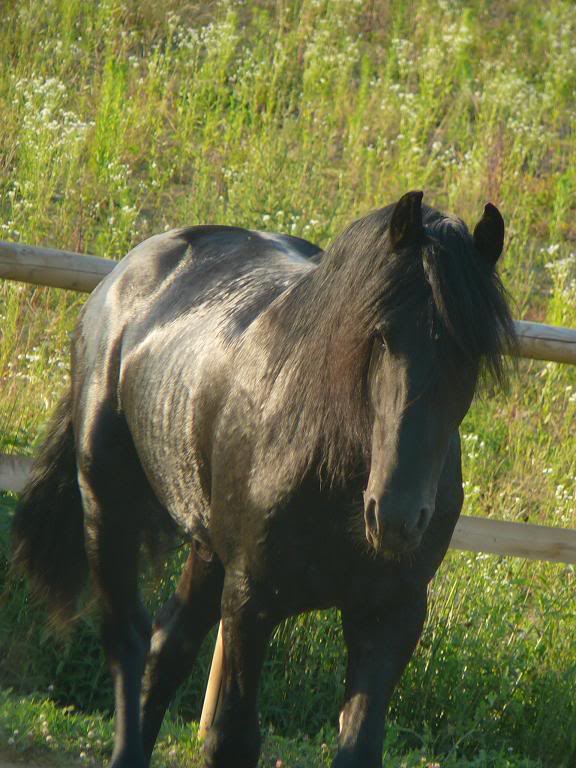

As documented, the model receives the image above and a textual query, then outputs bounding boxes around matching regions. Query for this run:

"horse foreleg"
[140,546,224,758]
[203,573,274,768]
[334,589,427,768]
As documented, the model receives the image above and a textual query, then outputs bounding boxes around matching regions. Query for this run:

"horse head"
[363,192,508,554]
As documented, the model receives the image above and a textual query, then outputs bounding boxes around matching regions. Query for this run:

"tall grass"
[1,0,575,765]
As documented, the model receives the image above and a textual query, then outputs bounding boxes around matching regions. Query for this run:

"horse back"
[80,225,319,343]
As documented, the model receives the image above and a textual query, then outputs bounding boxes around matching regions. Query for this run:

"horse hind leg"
[79,412,155,768]
[140,544,224,759]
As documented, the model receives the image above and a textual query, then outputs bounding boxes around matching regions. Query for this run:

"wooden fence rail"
[0,240,114,292]
[0,455,32,494]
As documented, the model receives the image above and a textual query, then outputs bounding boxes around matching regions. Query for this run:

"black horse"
[13,192,514,768]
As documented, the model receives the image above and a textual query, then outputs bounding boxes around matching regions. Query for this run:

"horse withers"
[12,192,515,768]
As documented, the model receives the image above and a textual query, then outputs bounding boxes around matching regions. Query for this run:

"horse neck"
[247,263,371,484]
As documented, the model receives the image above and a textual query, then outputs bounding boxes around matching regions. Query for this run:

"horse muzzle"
[363,493,432,554]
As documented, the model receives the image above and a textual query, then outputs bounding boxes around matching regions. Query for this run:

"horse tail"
[12,390,87,628]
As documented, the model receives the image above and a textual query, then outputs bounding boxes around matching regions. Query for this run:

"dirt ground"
[0,760,57,768]
[0,762,48,768]
[0,756,77,768]
[0,763,34,768]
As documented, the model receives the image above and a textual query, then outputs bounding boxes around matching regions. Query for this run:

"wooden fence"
[3,237,576,738]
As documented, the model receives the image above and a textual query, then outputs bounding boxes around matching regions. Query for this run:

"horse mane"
[248,203,516,484]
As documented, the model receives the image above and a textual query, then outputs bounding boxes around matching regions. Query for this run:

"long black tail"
[12,390,88,627]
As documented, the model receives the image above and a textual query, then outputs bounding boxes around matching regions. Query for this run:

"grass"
[0,689,546,768]
[1,0,576,765]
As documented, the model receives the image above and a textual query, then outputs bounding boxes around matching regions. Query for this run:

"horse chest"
[214,495,397,614]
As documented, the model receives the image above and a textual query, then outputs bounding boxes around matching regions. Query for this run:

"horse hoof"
[108,750,148,768]
[203,725,260,768]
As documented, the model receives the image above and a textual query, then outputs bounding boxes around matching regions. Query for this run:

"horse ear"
[389,190,424,250]
[473,203,505,266]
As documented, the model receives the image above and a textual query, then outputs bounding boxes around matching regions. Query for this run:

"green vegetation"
[1,0,575,765]
[0,689,547,768]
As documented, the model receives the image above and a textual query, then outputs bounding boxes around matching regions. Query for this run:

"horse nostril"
[364,497,380,541]
[415,507,431,533]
